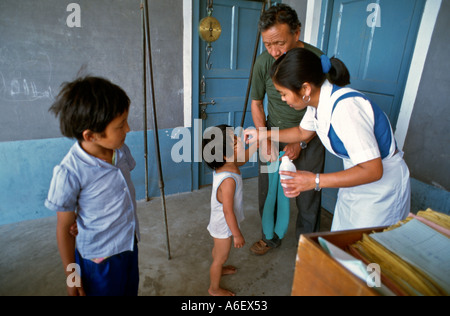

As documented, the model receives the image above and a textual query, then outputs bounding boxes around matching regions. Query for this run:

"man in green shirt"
[250,4,325,255]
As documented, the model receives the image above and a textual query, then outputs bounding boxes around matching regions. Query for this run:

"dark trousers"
[75,241,139,296]
[258,134,325,247]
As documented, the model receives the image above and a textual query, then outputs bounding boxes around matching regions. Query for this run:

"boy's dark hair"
[202,125,234,170]
[259,3,301,34]
[49,76,130,141]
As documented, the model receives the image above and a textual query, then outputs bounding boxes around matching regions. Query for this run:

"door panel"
[321,0,425,213]
[364,93,394,118]
[198,0,263,186]
[327,0,423,125]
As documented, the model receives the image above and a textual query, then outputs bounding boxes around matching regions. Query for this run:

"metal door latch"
[199,99,216,107]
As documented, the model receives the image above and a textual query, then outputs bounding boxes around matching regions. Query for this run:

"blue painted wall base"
[0,129,192,226]
[410,178,450,215]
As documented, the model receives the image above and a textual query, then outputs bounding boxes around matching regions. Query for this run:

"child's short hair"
[202,124,235,170]
[49,76,130,141]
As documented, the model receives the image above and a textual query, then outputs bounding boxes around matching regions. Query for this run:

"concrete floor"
[0,177,332,296]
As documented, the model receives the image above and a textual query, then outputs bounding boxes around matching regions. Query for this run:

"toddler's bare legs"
[209,237,235,296]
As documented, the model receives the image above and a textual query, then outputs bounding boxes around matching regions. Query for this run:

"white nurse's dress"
[301,81,410,231]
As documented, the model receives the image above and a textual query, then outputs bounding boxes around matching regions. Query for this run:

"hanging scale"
[198,0,222,70]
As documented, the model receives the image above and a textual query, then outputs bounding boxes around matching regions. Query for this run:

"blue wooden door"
[197,0,263,186]
[320,0,425,212]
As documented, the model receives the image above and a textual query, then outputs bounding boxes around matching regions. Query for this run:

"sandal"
[250,240,271,255]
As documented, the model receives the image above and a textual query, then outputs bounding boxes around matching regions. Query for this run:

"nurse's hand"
[244,128,259,145]
[244,127,271,145]
[280,170,315,198]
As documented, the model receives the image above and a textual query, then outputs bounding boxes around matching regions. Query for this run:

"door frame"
[191,0,201,190]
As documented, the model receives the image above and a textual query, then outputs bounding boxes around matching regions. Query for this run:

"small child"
[45,76,140,296]
[202,125,257,296]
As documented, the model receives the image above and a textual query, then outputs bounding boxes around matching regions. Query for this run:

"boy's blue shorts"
[75,241,139,296]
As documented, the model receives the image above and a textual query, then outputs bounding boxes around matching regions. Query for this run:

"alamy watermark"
[66,263,81,288]
[170,119,280,174]
[366,263,381,288]
[63,3,383,173]
[367,3,381,28]
[66,2,381,29]
[66,3,81,28]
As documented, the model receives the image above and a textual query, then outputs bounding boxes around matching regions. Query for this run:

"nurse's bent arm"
[318,158,383,189]
[281,157,384,197]
[274,127,384,193]
[273,126,384,189]
[244,125,315,145]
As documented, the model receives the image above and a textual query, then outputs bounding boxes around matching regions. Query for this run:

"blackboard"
[0,0,184,142]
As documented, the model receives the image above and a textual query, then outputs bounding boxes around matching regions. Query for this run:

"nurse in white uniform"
[245,48,410,231]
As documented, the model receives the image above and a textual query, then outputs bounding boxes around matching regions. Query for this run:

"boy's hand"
[233,234,245,249]
[69,221,78,237]
[67,284,86,296]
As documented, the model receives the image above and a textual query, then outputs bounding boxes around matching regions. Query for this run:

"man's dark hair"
[259,3,302,34]
[49,76,130,141]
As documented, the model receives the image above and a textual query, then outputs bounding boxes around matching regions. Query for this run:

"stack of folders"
[349,209,450,296]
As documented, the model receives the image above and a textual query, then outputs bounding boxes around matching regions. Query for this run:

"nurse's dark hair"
[259,3,301,34]
[49,76,130,142]
[202,124,235,170]
[270,48,351,91]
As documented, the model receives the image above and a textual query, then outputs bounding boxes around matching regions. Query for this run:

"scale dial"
[199,16,222,43]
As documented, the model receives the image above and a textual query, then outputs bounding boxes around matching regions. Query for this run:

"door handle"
[199,99,215,121]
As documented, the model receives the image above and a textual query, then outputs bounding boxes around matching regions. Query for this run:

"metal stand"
[141,0,171,260]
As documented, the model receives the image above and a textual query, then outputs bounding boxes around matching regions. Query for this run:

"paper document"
[370,219,450,294]
[318,237,394,296]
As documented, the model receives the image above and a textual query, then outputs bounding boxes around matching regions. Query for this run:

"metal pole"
[239,0,267,131]
[140,1,149,202]
[143,0,171,260]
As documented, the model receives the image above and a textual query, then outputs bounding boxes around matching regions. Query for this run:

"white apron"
[310,83,411,231]
[331,153,410,231]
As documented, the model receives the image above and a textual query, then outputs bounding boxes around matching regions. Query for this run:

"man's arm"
[251,100,266,129]
[282,132,317,160]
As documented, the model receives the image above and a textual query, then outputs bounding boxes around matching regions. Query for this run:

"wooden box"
[291,227,386,296]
